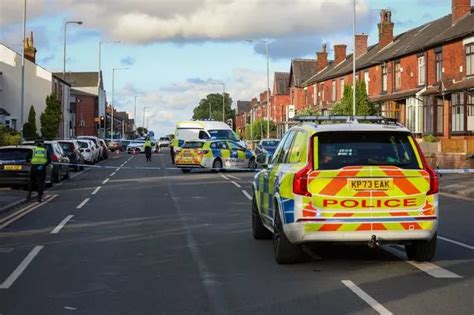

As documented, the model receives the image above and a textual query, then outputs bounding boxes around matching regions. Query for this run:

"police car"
[175,140,257,173]
[252,116,439,264]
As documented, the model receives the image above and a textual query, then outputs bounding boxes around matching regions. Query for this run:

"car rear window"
[262,140,280,147]
[182,141,204,149]
[78,141,89,149]
[316,131,421,170]
[0,149,32,162]
[59,142,74,152]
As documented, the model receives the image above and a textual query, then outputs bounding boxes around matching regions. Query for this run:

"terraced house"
[298,0,474,153]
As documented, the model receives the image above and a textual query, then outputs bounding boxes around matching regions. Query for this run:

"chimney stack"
[334,44,347,64]
[316,44,328,73]
[378,10,394,49]
[452,0,471,25]
[355,34,368,58]
[23,31,37,63]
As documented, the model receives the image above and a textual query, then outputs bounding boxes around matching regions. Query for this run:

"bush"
[0,125,21,146]
[423,134,439,143]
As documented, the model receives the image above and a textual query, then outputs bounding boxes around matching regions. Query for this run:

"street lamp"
[217,82,225,122]
[111,67,129,142]
[247,39,270,139]
[20,0,27,139]
[143,106,151,129]
[352,0,357,116]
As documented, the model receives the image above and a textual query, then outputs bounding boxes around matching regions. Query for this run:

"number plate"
[4,165,22,171]
[349,179,392,191]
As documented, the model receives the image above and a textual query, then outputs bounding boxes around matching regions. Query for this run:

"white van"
[172,120,244,150]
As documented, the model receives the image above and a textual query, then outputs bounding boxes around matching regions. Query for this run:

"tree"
[245,119,276,140]
[296,106,320,116]
[193,93,235,122]
[332,81,376,115]
[40,94,61,139]
[23,105,38,140]
[0,125,21,146]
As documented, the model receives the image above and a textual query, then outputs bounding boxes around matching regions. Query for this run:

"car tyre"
[181,168,191,173]
[63,168,70,180]
[252,194,272,239]
[273,209,305,264]
[212,158,222,170]
[248,157,258,169]
[405,233,437,262]
[53,168,61,183]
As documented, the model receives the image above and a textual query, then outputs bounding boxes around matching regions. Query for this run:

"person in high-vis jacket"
[144,137,152,162]
[30,139,51,202]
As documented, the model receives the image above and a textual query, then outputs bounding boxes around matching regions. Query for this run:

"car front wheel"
[252,194,272,239]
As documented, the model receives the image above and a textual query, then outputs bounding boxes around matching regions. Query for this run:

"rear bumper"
[0,173,30,187]
[284,221,437,244]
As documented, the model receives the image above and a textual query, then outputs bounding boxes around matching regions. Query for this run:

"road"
[0,150,472,314]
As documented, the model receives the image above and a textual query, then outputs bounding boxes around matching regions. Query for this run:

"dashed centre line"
[220,174,229,180]
[226,175,240,180]
[91,186,102,195]
[231,181,241,188]
[110,172,116,177]
[102,178,110,185]
[51,215,74,234]
[76,198,90,209]
[438,236,474,250]
[241,190,252,200]
[342,280,393,315]
[0,246,44,289]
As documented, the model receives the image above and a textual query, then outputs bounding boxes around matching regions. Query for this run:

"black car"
[0,146,53,189]
[58,140,85,171]
[23,141,70,183]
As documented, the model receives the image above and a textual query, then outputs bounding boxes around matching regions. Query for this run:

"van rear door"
[306,131,434,233]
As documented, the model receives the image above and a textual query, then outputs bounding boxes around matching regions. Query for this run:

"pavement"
[0,189,36,215]
[439,173,474,198]
[0,150,472,314]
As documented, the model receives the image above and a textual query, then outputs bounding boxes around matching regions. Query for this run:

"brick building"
[235,100,252,137]
[272,72,291,123]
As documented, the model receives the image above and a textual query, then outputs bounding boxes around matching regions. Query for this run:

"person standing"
[144,137,152,162]
[30,139,51,202]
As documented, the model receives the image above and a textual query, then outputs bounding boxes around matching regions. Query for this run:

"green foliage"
[0,125,21,146]
[192,93,235,122]
[23,105,38,140]
[136,127,148,137]
[296,106,320,116]
[423,134,439,143]
[332,81,376,115]
[245,119,276,140]
[40,94,61,139]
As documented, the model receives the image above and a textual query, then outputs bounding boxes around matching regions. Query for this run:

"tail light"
[412,137,439,195]
[51,154,59,162]
[292,136,314,197]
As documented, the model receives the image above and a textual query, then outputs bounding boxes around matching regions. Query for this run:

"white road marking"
[0,195,58,230]
[115,168,120,172]
[220,174,229,180]
[439,192,473,201]
[76,198,90,209]
[110,172,116,177]
[51,215,74,234]
[342,280,392,315]
[241,190,252,200]
[230,181,241,188]
[91,186,102,195]
[438,236,474,250]
[102,178,110,185]
[0,246,44,289]
[384,246,462,278]
[226,175,240,180]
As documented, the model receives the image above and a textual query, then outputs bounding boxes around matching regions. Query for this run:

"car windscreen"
[0,149,32,163]
[59,142,74,153]
[208,129,238,141]
[182,142,204,149]
[317,131,420,170]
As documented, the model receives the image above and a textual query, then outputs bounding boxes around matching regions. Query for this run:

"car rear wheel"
[405,233,437,262]
[63,168,70,180]
[181,168,191,173]
[252,194,272,239]
[53,168,61,183]
[248,157,257,169]
[212,158,222,170]
[273,209,305,264]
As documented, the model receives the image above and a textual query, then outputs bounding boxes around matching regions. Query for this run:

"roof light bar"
[291,115,399,125]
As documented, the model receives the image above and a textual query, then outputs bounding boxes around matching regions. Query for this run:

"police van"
[172,121,244,155]
[252,116,439,264]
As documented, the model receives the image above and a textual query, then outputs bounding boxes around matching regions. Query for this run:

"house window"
[436,98,444,134]
[304,88,308,105]
[452,92,474,133]
[340,78,345,99]
[313,84,318,105]
[423,96,434,134]
[466,43,474,76]
[418,56,426,85]
[435,50,443,82]
[395,62,401,90]
[382,64,387,92]
[423,96,443,135]
[331,80,336,102]
[321,83,325,103]
[364,71,369,94]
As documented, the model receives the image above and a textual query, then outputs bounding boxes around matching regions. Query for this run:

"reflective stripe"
[31,147,47,165]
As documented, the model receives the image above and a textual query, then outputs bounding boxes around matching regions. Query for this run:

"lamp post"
[352,0,357,116]
[143,106,151,129]
[134,95,140,132]
[218,82,225,122]
[247,39,270,139]
[111,67,129,141]
[20,0,27,139]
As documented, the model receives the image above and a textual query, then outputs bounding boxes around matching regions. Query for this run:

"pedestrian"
[144,136,152,162]
[29,138,51,202]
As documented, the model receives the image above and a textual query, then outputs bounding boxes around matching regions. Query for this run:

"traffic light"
[100,116,105,128]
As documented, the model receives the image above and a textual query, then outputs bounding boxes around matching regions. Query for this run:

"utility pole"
[265,40,270,139]
[111,67,129,141]
[20,0,26,138]
[352,0,357,116]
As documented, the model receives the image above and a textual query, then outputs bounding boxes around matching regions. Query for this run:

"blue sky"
[0,0,458,135]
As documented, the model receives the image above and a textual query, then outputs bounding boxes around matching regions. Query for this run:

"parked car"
[255,139,281,164]
[23,140,70,183]
[127,139,157,154]
[107,140,121,152]
[58,140,85,171]
[158,137,171,148]
[77,136,103,161]
[120,139,132,152]
[98,139,109,160]
[77,140,95,164]
[0,146,53,189]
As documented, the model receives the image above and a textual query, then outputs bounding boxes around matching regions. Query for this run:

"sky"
[0,0,457,136]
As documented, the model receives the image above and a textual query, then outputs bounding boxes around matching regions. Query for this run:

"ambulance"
[175,140,257,173]
[252,116,439,264]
